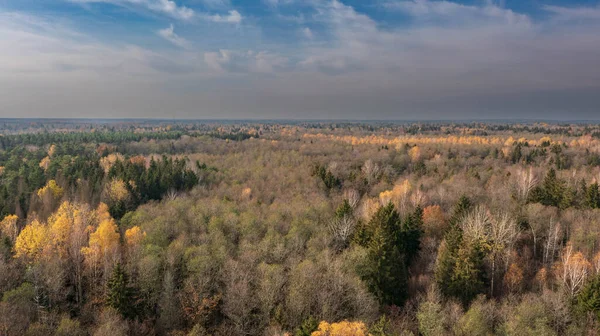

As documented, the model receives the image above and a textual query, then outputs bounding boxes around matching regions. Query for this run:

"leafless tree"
[544,220,562,266]
[343,189,360,209]
[165,189,180,201]
[461,206,490,242]
[488,212,519,295]
[515,167,537,202]
[362,159,380,185]
[328,214,356,248]
[559,244,591,296]
[461,208,519,295]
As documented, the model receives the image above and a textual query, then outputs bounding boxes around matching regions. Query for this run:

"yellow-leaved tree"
[39,156,51,171]
[48,202,75,257]
[409,145,421,162]
[99,153,124,173]
[82,204,121,284]
[311,321,370,336]
[46,201,93,304]
[37,179,65,216]
[105,179,130,203]
[47,144,57,157]
[125,226,145,248]
[0,214,19,242]
[48,202,92,257]
[379,179,412,212]
[14,219,49,261]
[37,179,64,199]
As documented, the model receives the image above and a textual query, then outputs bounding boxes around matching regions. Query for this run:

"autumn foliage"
[311,321,370,336]
[3,121,600,335]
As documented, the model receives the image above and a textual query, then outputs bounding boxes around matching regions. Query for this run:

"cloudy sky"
[1,0,599,120]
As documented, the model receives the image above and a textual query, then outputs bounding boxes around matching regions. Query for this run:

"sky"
[0,0,599,120]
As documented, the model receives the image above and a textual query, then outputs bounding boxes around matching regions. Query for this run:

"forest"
[3,119,600,335]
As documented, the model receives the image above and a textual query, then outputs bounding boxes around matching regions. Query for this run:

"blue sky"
[1,0,600,119]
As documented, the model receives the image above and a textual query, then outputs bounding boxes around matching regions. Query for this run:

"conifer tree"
[530,168,570,208]
[106,263,137,319]
[360,203,408,306]
[577,273,600,319]
[586,183,600,209]
[435,196,488,304]
[450,239,488,305]
[403,206,423,265]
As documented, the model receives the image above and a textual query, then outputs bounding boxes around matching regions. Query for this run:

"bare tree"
[362,160,380,185]
[461,206,490,242]
[343,189,360,209]
[328,214,356,248]
[461,208,519,295]
[526,204,558,260]
[559,244,591,296]
[544,220,562,266]
[411,188,426,208]
[515,167,537,202]
[488,213,519,296]
[165,189,180,201]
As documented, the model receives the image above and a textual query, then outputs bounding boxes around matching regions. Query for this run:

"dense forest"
[3,120,600,335]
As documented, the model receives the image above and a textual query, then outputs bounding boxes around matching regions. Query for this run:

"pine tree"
[335,199,353,218]
[586,183,600,209]
[450,196,472,226]
[577,273,600,319]
[435,228,460,299]
[295,316,319,336]
[435,196,480,302]
[360,203,409,306]
[530,168,569,208]
[403,206,423,265]
[450,239,488,305]
[511,143,523,164]
[106,263,137,319]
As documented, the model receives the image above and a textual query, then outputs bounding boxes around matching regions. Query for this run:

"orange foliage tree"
[504,262,524,293]
[311,321,370,336]
[422,205,445,238]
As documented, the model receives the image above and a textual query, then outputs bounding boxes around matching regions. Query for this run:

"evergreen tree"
[449,196,472,226]
[435,196,488,304]
[530,168,571,208]
[403,206,423,265]
[586,183,600,209]
[106,263,137,319]
[335,199,353,219]
[435,225,462,299]
[577,273,600,319]
[311,164,340,190]
[511,143,523,164]
[450,239,488,305]
[295,316,319,336]
[360,203,409,306]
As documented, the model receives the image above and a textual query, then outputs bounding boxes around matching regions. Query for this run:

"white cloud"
[302,27,313,39]
[0,11,199,76]
[263,0,295,7]
[3,1,600,118]
[199,0,231,9]
[68,0,195,20]
[157,24,189,48]
[383,0,531,27]
[295,0,600,96]
[204,49,287,73]
[206,10,242,23]
[543,5,600,21]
